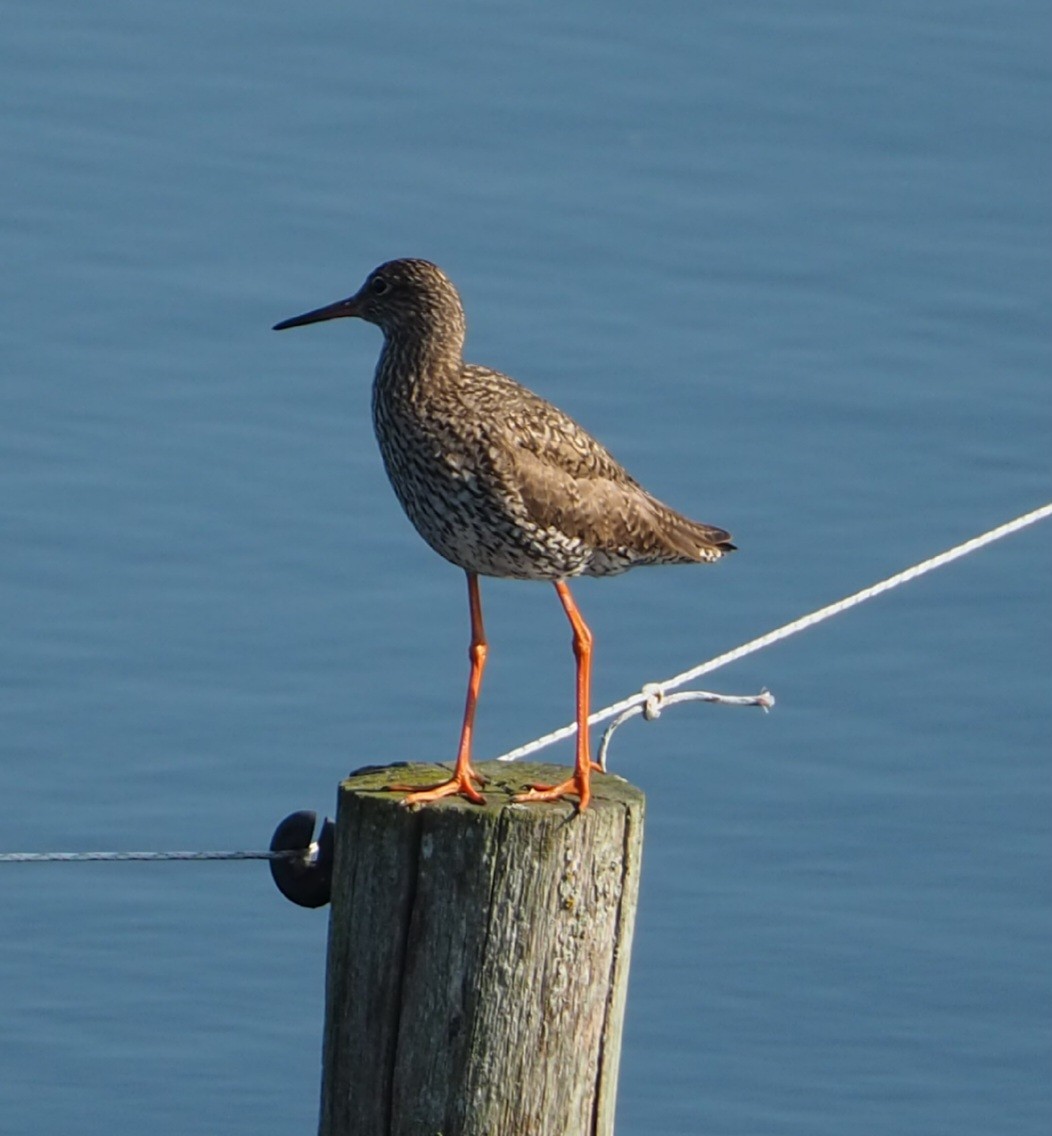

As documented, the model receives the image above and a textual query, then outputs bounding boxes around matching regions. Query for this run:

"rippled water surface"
[2,3,1049,1133]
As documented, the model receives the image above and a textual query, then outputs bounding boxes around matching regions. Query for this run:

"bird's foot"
[390,766,487,807]
[513,773,591,812]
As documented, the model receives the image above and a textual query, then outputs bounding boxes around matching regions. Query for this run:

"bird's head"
[273,258,467,350]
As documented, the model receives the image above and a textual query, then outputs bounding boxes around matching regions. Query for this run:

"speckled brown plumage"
[274,258,735,810]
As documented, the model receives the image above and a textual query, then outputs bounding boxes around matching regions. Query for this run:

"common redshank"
[273,259,734,810]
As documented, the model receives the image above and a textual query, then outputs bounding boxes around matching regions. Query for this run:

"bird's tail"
[648,499,736,563]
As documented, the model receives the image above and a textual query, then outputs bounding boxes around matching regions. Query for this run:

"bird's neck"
[375,331,463,391]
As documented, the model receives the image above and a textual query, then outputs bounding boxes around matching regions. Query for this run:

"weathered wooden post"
[318,759,645,1136]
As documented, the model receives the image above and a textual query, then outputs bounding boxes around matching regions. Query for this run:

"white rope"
[495,500,1052,765]
[595,684,774,770]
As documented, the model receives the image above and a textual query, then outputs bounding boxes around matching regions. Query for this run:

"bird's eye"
[371,277,389,295]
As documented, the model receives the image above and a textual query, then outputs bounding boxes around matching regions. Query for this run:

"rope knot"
[641,683,665,720]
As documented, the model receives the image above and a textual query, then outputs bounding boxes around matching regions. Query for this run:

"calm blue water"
[2,2,1049,1133]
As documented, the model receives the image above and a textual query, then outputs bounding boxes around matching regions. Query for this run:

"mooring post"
[317,760,645,1136]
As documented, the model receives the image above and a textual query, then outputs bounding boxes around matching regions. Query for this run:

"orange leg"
[400,572,488,806]
[514,579,594,811]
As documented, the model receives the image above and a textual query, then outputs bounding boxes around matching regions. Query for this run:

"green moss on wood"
[341,759,642,813]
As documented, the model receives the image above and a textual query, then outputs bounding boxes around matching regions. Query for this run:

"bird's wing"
[507,445,733,558]
[468,370,644,484]
[472,375,733,558]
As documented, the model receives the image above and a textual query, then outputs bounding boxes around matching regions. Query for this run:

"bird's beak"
[272,292,362,331]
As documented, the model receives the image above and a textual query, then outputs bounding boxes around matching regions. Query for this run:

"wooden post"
[318,760,645,1136]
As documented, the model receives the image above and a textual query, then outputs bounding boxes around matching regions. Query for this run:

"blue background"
[2,3,1049,1133]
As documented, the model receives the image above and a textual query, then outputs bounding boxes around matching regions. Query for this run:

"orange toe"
[513,775,590,812]
[393,768,487,807]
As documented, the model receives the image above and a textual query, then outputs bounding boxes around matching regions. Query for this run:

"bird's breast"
[370,382,584,579]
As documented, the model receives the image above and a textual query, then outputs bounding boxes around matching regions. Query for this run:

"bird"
[273,259,734,810]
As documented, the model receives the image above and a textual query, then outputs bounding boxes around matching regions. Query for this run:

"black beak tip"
[271,294,360,332]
